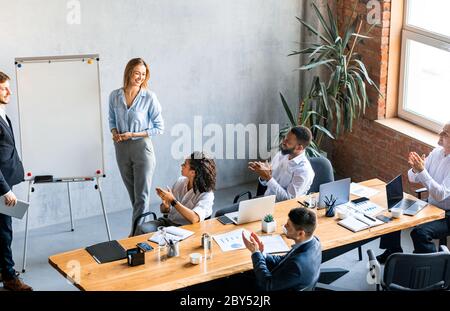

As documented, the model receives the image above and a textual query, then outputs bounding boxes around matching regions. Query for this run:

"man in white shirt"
[249,126,315,202]
[377,122,450,262]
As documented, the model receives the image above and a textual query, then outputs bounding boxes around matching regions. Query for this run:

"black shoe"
[376,248,403,264]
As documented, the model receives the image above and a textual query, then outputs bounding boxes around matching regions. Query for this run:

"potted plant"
[278,2,381,156]
[262,214,276,233]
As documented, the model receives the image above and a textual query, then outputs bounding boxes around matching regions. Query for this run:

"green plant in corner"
[280,1,382,156]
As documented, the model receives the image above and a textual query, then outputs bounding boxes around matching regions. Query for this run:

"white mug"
[336,209,348,220]
[391,208,403,218]
[189,253,202,265]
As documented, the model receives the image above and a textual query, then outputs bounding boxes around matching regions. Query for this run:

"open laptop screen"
[386,175,404,209]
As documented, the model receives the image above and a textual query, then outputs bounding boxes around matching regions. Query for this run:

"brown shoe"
[3,277,33,291]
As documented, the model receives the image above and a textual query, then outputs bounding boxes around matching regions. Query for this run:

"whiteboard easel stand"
[21,175,112,273]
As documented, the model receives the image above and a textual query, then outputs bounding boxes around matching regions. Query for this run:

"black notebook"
[85,240,127,264]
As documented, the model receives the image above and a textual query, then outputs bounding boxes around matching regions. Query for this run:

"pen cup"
[166,241,180,257]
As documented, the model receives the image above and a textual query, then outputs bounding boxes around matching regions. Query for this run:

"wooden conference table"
[49,179,444,291]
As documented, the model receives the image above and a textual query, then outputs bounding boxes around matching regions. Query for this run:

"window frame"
[398,0,450,133]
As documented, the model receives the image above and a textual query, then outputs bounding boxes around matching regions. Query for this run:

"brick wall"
[328,0,434,194]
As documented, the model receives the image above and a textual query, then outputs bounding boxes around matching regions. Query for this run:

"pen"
[297,200,309,208]
[363,214,376,222]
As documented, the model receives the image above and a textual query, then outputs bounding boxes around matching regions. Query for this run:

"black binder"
[85,240,127,264]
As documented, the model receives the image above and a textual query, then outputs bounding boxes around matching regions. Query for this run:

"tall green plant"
[280,2,382,154]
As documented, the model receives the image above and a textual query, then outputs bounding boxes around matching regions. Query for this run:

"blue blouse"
[108,88,164,139]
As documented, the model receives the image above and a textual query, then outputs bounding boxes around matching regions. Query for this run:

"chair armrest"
[367,249,382,288]
[415,187,428,194]
[132,212,157,236]
[233,191,253,204]
[415,187,428,200]
[439,245,450,253]
[388,281,445,291]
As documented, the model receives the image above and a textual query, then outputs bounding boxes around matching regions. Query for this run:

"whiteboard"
[15,55,105,180]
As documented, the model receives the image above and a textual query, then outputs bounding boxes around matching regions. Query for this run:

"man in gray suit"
[242,207,321,291]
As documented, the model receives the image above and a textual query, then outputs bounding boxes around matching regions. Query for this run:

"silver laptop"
[318,178,351,209]
[386,175,427,216]
[224,195,276,225]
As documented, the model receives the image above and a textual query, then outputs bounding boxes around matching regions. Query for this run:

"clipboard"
[0,199,30,219]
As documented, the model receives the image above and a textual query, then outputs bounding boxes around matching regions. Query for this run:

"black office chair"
[367,246,450,291]
[415,187,448,247]
[132,211,212,236]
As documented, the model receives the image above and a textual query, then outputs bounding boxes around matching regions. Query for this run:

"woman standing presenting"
[109,58,164,236]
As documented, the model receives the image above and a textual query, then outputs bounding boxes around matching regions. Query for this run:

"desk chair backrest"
[383,245,450,291]
[308,156,334,194]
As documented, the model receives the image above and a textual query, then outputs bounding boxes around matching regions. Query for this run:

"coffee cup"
[391,208,403,218]
[189,253,202,265]
[336,209,348,220]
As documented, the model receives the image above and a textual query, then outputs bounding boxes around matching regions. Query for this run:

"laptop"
[318,178,351,209]
[386,175,427,216]
[224,195,276,225]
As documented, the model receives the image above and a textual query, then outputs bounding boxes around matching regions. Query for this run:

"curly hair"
[189,152,216,194]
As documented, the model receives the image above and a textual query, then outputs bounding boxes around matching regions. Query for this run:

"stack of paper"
[148,226,194,244]
[213,229,249,252]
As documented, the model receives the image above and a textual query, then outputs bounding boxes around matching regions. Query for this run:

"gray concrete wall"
[0,0,302,232]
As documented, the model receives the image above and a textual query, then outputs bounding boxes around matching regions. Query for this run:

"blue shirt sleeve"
[108,91,117,131]
[146,93,164,137]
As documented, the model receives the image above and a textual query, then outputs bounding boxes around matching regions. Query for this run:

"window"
[398,0,450,133]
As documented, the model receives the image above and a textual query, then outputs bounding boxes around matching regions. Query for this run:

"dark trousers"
[0,212,15,279]
[380,213,450,253]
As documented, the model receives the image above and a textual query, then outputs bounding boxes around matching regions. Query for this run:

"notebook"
[148,226,194,244]
[85,240,127,264]
[338,215,384,233]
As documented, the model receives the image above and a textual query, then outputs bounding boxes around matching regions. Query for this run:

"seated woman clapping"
[136,151,216,234]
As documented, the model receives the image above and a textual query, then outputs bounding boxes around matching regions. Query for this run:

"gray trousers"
[114,137,156,236]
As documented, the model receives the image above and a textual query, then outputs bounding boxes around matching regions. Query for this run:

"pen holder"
[166,241,180,257]
[325,203,336,217]
[127,248,145,266]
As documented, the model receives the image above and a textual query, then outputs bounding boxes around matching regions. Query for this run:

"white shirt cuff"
[2,190,12,197]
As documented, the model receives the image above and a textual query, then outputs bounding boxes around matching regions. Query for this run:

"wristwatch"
[171,198,179,207]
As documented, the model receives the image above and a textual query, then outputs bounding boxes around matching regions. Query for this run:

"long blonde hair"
[123,58,150,90]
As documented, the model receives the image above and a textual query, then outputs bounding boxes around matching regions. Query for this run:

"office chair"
[308,156,334,194]
[367,246,450,291]
[132,211,212,236]
[415,187,448,247]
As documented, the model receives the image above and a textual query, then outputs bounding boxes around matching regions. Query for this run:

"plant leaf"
[279,92,296,126]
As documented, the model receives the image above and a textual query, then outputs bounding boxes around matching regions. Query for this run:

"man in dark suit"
[242,207,321,291]
[0,71,32,291]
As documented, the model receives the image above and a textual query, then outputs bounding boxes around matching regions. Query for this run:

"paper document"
[0,199,29,219]
[213,229,250,252]
[340,201,385,217]
[350,183,379,198]
[260,235,290,254]
[148,226,194,244]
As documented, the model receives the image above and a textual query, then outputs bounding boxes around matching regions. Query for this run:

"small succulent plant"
[263,214,274,223]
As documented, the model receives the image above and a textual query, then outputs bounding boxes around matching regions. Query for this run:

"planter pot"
[262,220,276,233]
